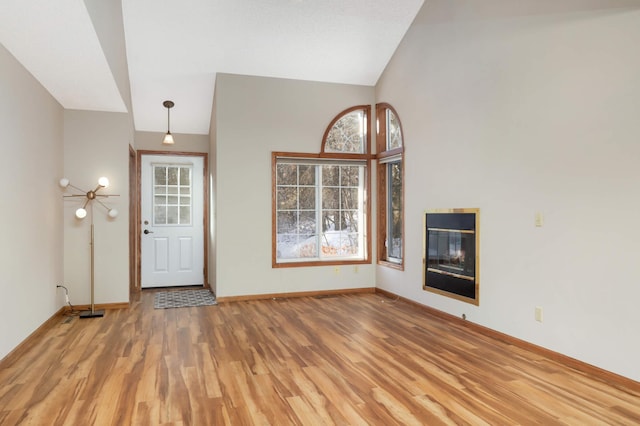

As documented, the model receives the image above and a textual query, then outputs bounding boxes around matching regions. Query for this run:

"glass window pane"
[153,163,194,227]
[322,188,339,209]
[277,187,297,210]
[387,109,403,150]
[344,233,360,255]
[167,206,179,224]
[277,211,297,234]
[341,166,360,187]
[277,164,297,185]
[342,210,359,232]
[154,206,166,225]
[321,217,344,256]
[322,165,339,186]
[154,167,167,185]
[179,206,191,224]
[277,234,298,259]
[298,187,315,210]
[388,161,403,260]
[299,211,316,235]
[324,110,365,153]
[298,235,317,258]
[298,165,316,186]
[340,188,358,210]
[275,159,365,263]
[322,210,339,232]
[168,167,178,185]
[180,167,190,185]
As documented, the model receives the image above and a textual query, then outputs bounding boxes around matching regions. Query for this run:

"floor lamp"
[60,177,119,318]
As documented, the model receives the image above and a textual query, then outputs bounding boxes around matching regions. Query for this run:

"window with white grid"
[153,165,192,225]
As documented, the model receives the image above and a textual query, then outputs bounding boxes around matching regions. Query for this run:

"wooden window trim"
[321,105,372,155]
[376,103,405,270]
[272,106,373,268]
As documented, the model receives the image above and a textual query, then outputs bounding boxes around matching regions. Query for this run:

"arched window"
[322,106,368,154]
[273,105,371,267]
[376,103,404,268]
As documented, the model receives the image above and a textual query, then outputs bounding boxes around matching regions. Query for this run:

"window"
[323,108,367,153]
[376,103,405,268]
[273,106,371,267]
[153,164,192,225]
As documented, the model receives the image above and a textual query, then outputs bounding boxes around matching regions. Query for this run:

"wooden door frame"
[129,145,139,294]
[133,150,209,292]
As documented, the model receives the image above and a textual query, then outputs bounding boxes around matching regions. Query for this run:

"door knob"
[144,229,154,234]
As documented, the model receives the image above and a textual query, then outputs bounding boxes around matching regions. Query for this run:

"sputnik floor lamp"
[60,177,119,318]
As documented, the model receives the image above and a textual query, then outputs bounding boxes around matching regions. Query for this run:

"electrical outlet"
[535,306,543,323]
[353,265,359,273]
[535,212,544,227]
[334,266,340,275]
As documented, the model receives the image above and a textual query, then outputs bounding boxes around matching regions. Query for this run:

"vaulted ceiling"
[0,0,424,135]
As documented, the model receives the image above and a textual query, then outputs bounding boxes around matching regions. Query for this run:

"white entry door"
[141,154,204,288]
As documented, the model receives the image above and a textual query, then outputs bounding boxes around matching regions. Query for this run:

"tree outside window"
[377,104,405,268]
[273,105,372,267]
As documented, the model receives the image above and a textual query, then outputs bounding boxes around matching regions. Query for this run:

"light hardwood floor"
[1,291,639,425]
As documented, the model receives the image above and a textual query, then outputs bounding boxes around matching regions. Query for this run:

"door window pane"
[153,164,192,225]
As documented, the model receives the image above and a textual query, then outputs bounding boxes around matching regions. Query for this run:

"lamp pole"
[86,201,102,317]
[60,177,119,318]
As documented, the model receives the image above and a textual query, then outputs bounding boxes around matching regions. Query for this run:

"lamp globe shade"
[59,178,70,188]
[108,208,119,218]
[98,177,110,188]
[75,208,87,219]
[163,132,175,145]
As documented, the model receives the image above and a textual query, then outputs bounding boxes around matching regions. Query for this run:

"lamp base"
[79,309,105,318]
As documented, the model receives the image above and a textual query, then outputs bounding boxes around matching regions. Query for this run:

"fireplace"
[424,209,479,305]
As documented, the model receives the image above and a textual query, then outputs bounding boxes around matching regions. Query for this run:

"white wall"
[376,0,640,381]
[0,44,64,360]
[63,110,130,305]
[213,74,376,298]
[84,0,132,114]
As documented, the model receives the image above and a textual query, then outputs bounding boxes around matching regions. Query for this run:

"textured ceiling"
[1,0,425,134]
[4,1,639,136]
[0,0,127,113]
[122,0,425,134]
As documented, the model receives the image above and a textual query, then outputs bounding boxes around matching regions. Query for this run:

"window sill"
[377,259,404,271]
[273,259,370,268]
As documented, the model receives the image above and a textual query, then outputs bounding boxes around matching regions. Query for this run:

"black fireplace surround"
[424,210,478,304]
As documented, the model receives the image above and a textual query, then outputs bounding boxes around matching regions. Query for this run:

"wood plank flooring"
[0,291,639,425]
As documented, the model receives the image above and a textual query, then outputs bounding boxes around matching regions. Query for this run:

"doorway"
[136,151,208,289]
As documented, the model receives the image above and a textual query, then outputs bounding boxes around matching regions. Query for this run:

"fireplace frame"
[423,208,479,305]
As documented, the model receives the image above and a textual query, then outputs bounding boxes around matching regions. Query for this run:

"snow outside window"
[376,103,405,267]
[275,160,365,263]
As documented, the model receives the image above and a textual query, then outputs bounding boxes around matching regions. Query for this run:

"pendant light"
[162,100,175,145]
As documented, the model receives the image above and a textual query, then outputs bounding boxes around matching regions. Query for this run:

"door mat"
[154,289,218,309]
